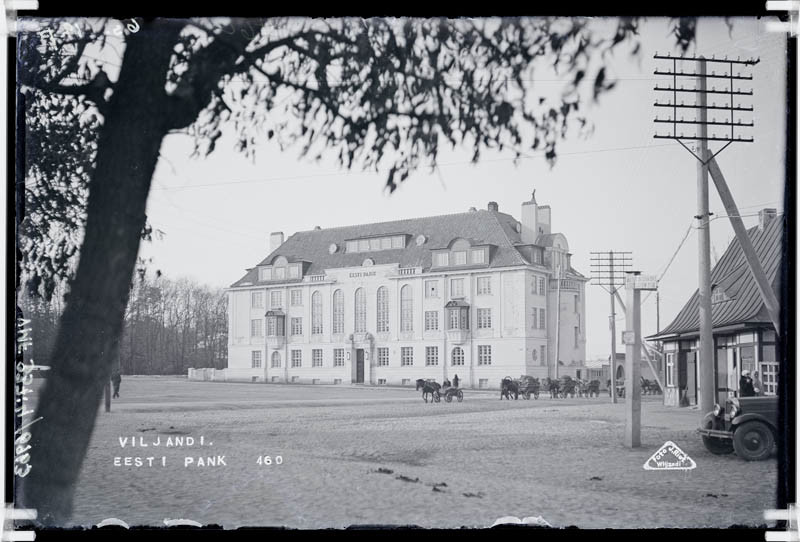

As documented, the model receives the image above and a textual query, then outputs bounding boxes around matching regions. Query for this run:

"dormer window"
[288,266,299,278]
[259,268,272,281]
[453,251,467,266]
[711,286,730,304]
[471,249,485,264]
[436,253,449,266]
[346,234,407,253]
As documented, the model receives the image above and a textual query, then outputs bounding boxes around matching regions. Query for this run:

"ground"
[28,376,777,529]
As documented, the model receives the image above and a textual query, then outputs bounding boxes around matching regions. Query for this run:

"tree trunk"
[21,21,184,524]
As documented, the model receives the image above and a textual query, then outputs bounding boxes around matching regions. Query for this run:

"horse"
[500,377,519,400]
[416,379,441,403]
[586,379,601,397]
[543,377,560,399]
[575,379,588,398]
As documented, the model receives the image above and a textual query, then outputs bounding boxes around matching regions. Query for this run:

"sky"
[138,17,788,359]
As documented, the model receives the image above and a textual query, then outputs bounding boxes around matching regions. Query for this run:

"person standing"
[112,372,122,398]
[452,374,460,389]
[739,370,755,397]
[752,371,765,396]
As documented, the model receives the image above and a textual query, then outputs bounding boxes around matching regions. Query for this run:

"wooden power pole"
[653,52,762,414]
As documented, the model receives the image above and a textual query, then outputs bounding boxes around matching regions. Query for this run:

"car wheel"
[701,419,734,455]
[733,421,774,461]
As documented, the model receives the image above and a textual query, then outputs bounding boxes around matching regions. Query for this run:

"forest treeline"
[19,274,227,375]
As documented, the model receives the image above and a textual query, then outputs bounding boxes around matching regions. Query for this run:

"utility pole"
[653,52,763,413]
[695,57,716,414]
[590,250,632,403]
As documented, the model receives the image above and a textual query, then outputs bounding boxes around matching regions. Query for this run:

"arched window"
[376,286,389,333]
[451,347,464,366]
[400,284,413,332]
[271,351,281,368]
[354,288,367,333]
[332,290,344,334]
[311,291,322,335]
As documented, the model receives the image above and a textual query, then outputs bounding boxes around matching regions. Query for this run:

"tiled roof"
[231,209,557,288]
[649,216,783,339]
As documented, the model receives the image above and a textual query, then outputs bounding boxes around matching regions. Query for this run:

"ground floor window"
[761,362,779,396]
[251,351,262,369]
[451,347,464,366]
[291,350,302,367]
[377,347,389,366]
[312,349,322,367]
[401,347,414,366]
[334,349,345,367]
[271,351,281,368]
[378,378,387,385]
[426,346,439,366]
[478,378,489,388]
[478,345,492,365]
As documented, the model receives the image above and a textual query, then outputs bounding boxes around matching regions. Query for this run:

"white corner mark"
[643,441,697,471]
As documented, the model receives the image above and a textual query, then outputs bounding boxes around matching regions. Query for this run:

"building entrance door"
[686,352,697,405]
[356,349,365,383]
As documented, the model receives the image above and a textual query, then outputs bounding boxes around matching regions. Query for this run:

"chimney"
[520,191,538,243]
[758,208,777,230]
[269,232,284,252]
[487,201,499,212]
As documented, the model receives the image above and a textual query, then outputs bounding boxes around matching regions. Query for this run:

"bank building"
[222,192,587,389]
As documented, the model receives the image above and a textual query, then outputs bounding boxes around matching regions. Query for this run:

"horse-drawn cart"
[441,385,464,403]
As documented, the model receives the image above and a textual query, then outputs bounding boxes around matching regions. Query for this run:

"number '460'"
[256,455,283,465]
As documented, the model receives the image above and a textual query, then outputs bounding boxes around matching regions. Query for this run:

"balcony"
[447,329,470,345]
[307,274,326,282]
[398,267,418,276]
[267,336,285,349]
[549,279,580,291]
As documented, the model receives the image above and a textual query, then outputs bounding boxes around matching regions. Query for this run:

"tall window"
[425,280,439,298]
[291,350,302,367]
[271,351,281,368]
[400,285,413,332]
[539,308,546,329]
[270,291,283,308]
[451,278,465,297]
[251,291,264,308]
[477,277,491,295]
[426,346,439,366]
[312,349,322,367]
[451,347,464,366]
[291,289,303,306]
[377,347,389,366]
[401,347,414,366]
[311,291,323,335]
[424,311,439,331]
[574,294,579,313]
[377,287,389,332]
[538,277,546,295]
[666,353,675,387]
[574,327,579,348]
[540,346,547,366]
[532,308,538,329]
[334,348,345,367]
[332,289,344,334]
[251,351,262,368]
[250,319,263,337]
[478,345,492,365]
[354,288,367,333]
[477,308,492,329]
[290,317,303,336]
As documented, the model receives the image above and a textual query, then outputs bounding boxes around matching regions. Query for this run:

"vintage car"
[697,395,779,461]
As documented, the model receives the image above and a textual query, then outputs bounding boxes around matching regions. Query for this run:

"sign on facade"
[621,331,635,345]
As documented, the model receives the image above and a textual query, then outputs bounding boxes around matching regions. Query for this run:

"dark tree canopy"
[16,16,700,300]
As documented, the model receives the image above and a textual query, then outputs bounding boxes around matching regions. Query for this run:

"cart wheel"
[456,390,463,402]
[434,391,441,403]
[523,391,530,400]
[445,393,453,403]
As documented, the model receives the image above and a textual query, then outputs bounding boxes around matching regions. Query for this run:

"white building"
[223,192,587,389]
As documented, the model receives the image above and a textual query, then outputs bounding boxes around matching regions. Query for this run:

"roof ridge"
[293,208,502,234]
